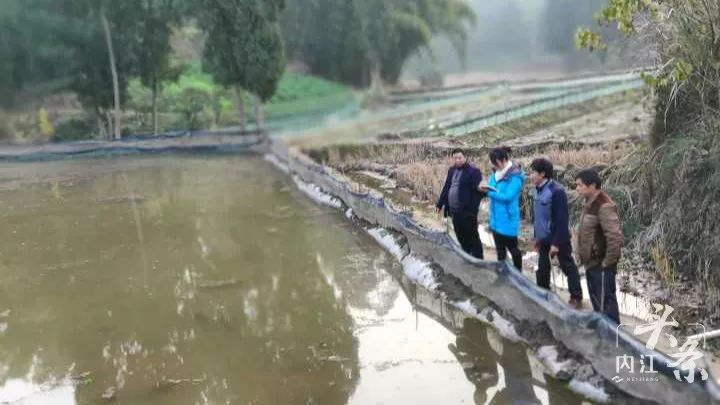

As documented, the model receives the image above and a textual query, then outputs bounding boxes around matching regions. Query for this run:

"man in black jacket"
[436,148,484,259]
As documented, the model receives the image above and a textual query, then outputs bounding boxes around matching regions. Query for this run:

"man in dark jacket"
[529,158,583,308]
[436,148,484,259]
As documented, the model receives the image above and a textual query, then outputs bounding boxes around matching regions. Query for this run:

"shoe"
[569,297,583,310]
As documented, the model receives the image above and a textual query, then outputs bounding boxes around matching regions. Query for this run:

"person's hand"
[550,245,559,257]
[478,181,489,191]
[436,206,443,217]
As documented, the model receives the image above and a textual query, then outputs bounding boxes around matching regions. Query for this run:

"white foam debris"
[344,208,354,219]
[401,255,439,291]
[367,228,404,261]
[292,176,342,208]
[366,227,439,291]
[474,307,522,342]
[450,299,523,343]
[536,346,572,376]
[569,379,610,403]
[451,299,478,316]
[264,154,290,174]
[490,311,522,342]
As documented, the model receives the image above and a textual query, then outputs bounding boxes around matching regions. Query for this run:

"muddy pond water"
[0,155,587,404]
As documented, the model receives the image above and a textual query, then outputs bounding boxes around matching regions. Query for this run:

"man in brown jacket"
[575,169,624,323]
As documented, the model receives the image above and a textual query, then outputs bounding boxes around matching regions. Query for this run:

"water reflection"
[449,318,589,405]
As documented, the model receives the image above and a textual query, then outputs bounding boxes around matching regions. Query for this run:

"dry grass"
[394,161,448,202]
[320,141,638,207]
[522,143,634,170]
[322,142,436,168]
[316,142,450,203]
[650,240,676,287]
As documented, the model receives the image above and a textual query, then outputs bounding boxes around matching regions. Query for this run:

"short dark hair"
[489,147,510,165]
[451,148,465,156]
[530,158,554,179]
[575,169,602,189]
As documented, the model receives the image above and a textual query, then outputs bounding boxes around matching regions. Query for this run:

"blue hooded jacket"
[487,161,525,237]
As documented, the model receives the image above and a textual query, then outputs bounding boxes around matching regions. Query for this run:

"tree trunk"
[369,58,385,97]
[234,87,246,132]
[105,110,114,140]
[152,79,159,135]
[254,94,264,131]
[368,56,386,104]
[370,70,384,96]
[97,113,107,140]
[101,11,122,140]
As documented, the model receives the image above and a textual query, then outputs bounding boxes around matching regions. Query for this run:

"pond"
[0,155,586,404]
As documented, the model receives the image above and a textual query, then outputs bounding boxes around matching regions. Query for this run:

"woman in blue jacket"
[480,147,525,270]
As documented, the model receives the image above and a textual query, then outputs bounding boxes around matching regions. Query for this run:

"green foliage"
[0,119,14,141]
[0,0,75,107]
[575,27,606,51]
[174,87,213,130]
[269,73,349,103]
[582,0,720,308]
[36,108,53,136]
[2,0,188,135]
[199,0,286,102]
[133,0,184,90]
[124,60,353,131]
[52,117,95,141]
[133,0,186,134]
[3,0,359,135]
[544,0,610,55]
[127,79,153,113]
[575,0,658,49]
[579,1,720,139]
[282,0,476,87]
[55,1,132,113]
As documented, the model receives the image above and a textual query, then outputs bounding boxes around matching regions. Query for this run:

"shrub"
[36,108,54,137]
[52,118,95,142]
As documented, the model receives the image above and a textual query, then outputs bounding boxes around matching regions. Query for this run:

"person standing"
[437,148,484,259]
[480,147,524,270]
[528,158,583,309]
[575,169,624,324]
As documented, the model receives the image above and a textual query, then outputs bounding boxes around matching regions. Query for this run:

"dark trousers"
[492,232,523,271]
[451,211,484,259]
[586,266,620,324]
[537,242,582,300]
